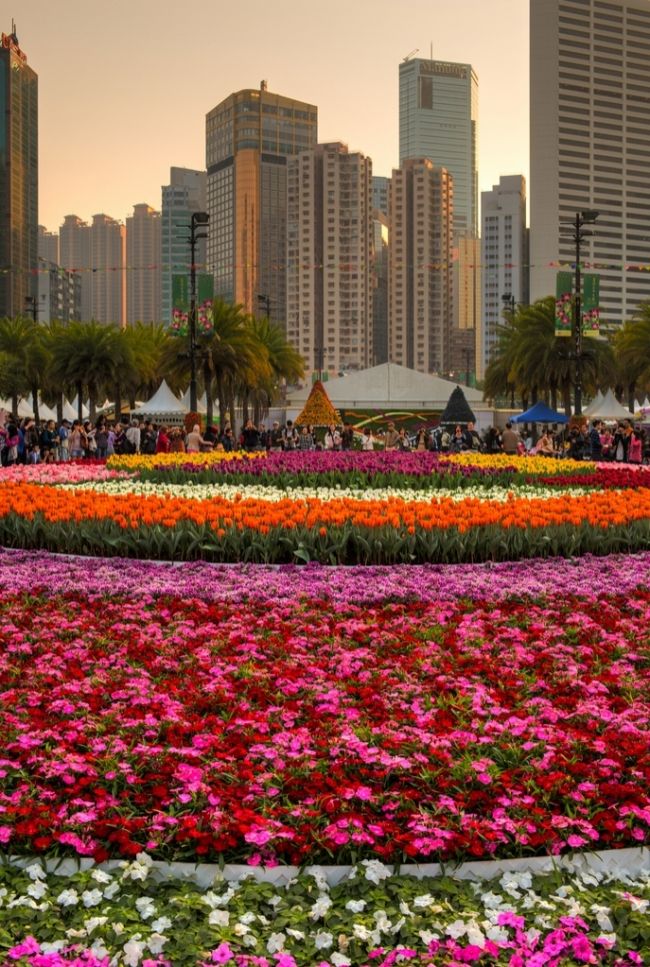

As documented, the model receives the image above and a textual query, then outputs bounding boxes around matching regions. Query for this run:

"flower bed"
[1,550,648,868]
[3,858,649,966]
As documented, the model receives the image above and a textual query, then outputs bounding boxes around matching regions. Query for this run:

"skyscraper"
[60,215,92,321]
[90,214,124,326]
[389,159,454,374]
[161,167,207,325]
[530,0,650,326]
[0,25,37,319]
[38,225,59,265]
[480,175,528,381]
[399,57,478,238]
[126,203,161,324]
[206,82,317,323]
[286,142,373,378]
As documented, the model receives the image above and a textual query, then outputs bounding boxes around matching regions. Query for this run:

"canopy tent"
[585,389,632,421]
[583,391,604,418]
[511,402,568,425]
[132,381,185,419]
[17,395,57,422]
[438,386,477,426]
[69,396,89,420]
[61,399,78,422]
[180,388,207,414]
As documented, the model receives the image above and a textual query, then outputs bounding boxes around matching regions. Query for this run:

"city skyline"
[15,0,528,232]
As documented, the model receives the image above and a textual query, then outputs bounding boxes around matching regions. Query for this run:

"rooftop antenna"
[11,19,18,43]
[430,41,433,61]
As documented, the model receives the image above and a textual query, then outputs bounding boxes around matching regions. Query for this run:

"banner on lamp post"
[582,274,600,338]
[555,271,573,337]
[172,274,189,313]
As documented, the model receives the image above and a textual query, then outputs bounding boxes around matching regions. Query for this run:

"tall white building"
[399,57,478,238]
[90,214,124,326]
[126,203,161,324]
[530,0,650,326]
[286,142,373,378]
[389,158,454,374]
[60,215,92,321]
[480,175,528,380]
[161,167,207,325]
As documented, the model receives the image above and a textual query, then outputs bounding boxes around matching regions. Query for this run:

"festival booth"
[132,381,187,425]
[584,388,632,422]
[511,402,569,425]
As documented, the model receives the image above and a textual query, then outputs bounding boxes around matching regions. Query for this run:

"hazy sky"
[14,0,529,232]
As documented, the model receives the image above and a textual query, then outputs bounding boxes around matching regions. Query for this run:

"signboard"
[172,274,214,312]
[555,272,573,337]
[582,274,600,339]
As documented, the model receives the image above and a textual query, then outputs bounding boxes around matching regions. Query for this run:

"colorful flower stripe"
[2,860,649,966]
[1,588,649,865]
[0,480,645,533]
[2,547,650,602]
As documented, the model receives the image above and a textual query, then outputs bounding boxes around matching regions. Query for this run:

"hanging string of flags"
[5,260,650,274]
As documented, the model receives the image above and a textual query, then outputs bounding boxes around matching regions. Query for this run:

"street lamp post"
[24,294,45,321]
[257,293,272,319]
[560,210,599,417]
[501,292,516,317]
[188,211,209,414]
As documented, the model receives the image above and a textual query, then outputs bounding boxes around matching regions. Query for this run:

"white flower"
[314,931,333,949]
[267,932,286,953]
[239,911,256,925]
[308,867,329,892]
[466,922,486,947]
[123,937,145,965]
[345,899,366,913]
[135,896,156,920]
[331,954,352,967]
[147,932,168,955]
[233,923,251,937]
[242,934,258,948]
[481,890,507,910]
[27,881,48,900]
[286,928,305,940]
[150,916,173,933]
[310,894,333,920]
[122,854,153,882]
[85,916,108,933]
[91,869,113,884]
[40,941,66,954]
[419,929,439,945]
[353,923,371,941]
[204,887,236,908]
[413,893,434,909]
[362,859,392,885]
[591,904,614,932]
[103,881,120,900]
[209,909,230,927]
[25,863,47,881]
[446,919,467,939]
[399,900,412,916]
[82,889,103,908]
[89,939,109,959]
[56,889,80,907]
[267,895,282,908]
[112,922,125,935]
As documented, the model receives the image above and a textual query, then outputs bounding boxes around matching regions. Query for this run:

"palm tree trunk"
[88,385,96,424]
[11,393,18,416]
[76,382,83,423]
[31,384,40,425]
[57,395,63,425]
[215,373,225,429]
[242,390,250,425]
[114,381,122,426]
[628,382,636,413]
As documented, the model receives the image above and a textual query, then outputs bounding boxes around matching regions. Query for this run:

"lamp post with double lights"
[560,209,599,417]
[188,211,210,414]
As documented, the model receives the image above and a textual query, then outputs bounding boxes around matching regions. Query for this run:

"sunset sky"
[14,0,529,232]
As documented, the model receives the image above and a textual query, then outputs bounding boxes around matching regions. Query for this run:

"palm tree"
[612,308,650,409]
[0,316,48,418]
[49,321,133,422]
[242,315,305,424]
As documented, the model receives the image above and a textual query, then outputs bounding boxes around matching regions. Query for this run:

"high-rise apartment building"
[372,176,389,219]
[38,225,59,265]
[161,167,207,325]
[126,203,161,324]
[90,214,124,325]
[206,82,317,323]
[389,159,454,374]
[286,142,373,377]
[60,215,92,321]
[372,212,389,365]
[450,236,481,380]
[480,175,528,380]
[399,57,478,238]
[0,25,37,319]
[37,259,81,323]
[530,0,650,325]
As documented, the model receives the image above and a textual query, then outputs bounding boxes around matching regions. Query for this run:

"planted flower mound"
[1,550,649,867]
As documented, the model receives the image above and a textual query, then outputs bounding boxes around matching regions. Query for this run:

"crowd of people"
[0,412,648,466]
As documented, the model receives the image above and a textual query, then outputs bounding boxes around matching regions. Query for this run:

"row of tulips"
[3,858,649,966]
[1,472,649,561]
[1,552,649,866]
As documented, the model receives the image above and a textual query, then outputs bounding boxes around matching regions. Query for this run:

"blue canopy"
[511,402,569,425]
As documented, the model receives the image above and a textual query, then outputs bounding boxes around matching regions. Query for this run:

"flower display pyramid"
[295,379,341,427]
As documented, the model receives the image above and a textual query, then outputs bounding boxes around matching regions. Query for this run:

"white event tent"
[585,389,632,421]
[132,381,186,422]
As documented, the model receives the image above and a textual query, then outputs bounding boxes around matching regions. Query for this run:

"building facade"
[530,0,650,326]
[372,212,389,365]
[399,57,478,238]
[161,167,207,325]
[60,215,92,321]
[0,26,37,319]
[206,82,317,323]
[388,159,454,374]
[450,236,481,381]
[286,142,373,378]
[126,203,161,324]
[90,214,124,326]
[38,225,59,265]
[372,175,389,219]
[480,175,528,380]
[37,259,81,323]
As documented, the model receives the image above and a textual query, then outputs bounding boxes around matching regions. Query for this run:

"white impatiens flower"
[286,928,305,940]
[150,916,172,934]
[91,869,113,884]
[135,896,156,920]
[239,911,256,925]
[147,933,169,955]
[446,919,468,939]
[123,936,145,966]
[591,904,614,932]
[345,899,366,913]
[103,881,120,900]
[25,863,47,881]
[466,921,486,947]
[419,929,439,945]
[310,894,333,920]
[314,931,334,950]
[81,889,103,908]
[27,880,48,900]
[84,916,109,933]
[56,889,80,907]
[266,932,286,953]
[122,853,153,882]
[89,940,110,960]
[413,893,434,909]
[486,924,510,944]
[352,923,371,941]
[208,909,230,927]
[331,954,352,967]
[362,859,392,885]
